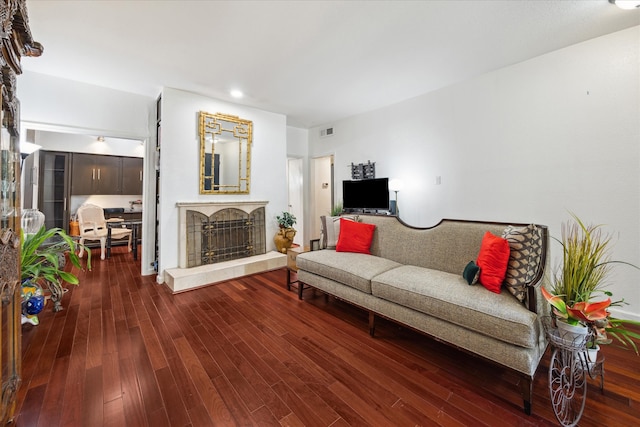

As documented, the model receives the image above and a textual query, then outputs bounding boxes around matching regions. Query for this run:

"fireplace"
[186,207,265,267]
[165,201,286,293]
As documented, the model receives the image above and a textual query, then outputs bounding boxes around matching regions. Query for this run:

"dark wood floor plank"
[305,382,370,427]
[130,326,166,420]
[102,351,123,404]
[172,336,235,424]
[260,348,342,426]
[102,397,126,427]
[102,307,118,356]
[16,383,46,427]
[164,353,202,412]
[57,300,89,427]
[327,380,398,427]
[28,313,66,388]
[154,366,191,427]
[14,248,640,426]
[53,303,78,360]
[83,365,104,427]
[118,355,148,427]
[86,307,104,369]
[249,405,282,427]
[211,374,256,426]
[271,381,326,427]
[137,317,169,372]
[187,403,215,427]
[36,355,69,427]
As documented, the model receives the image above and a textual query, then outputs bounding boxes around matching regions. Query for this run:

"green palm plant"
[545,213,640,353]
[552,214,615,305]
[21,226,90,312]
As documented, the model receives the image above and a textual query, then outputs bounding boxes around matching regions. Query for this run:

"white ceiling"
[22,0,640,129]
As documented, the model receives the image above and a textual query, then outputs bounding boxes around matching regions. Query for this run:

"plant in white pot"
[543,213,640,359]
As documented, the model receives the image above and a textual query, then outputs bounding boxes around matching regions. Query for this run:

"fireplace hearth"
[165,201,286,293]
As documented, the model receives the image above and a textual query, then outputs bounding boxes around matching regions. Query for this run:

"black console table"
[107,220,142,260]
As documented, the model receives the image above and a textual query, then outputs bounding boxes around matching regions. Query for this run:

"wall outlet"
[435,176,442,185]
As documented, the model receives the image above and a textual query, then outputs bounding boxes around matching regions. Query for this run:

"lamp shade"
[389,179,404,192]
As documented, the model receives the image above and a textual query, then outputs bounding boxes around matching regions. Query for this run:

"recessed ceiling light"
[230,90,243,98]
[609,0,640,10]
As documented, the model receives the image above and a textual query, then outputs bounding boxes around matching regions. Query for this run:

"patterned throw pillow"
[319,215,359,249]
[501,224,543,302]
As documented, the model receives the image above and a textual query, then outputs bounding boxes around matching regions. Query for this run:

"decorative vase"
[274,227,296,253]
[21,209,45,234]
[556,319,589,345]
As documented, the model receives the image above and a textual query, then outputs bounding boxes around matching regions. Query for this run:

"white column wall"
[157,88,288,281]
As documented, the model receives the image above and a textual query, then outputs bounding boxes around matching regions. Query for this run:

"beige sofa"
[296,214,549,415]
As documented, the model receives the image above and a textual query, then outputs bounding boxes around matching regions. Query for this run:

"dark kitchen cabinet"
[121,157,143,195]
[38,151,71,232]
[71,153,123,195]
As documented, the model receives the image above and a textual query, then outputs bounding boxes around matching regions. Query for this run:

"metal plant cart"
[543,317,605,427]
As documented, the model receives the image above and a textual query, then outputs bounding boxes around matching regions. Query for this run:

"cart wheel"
[548,347,587,427]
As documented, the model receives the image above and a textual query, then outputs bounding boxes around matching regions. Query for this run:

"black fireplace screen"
[185,207,265,268]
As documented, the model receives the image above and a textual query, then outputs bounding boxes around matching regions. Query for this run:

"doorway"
[287,157,304,247]
[19,125,152,276]
[311,155,333,240]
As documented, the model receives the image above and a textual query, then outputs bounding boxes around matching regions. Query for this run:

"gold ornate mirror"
[199,112,252,194]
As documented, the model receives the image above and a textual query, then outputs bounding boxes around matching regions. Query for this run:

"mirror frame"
[199,111,252,194]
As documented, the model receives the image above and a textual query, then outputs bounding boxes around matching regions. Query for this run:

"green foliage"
[547,213,640,354]
[276,212,296,229]
[331,203,343,216]
[21,226,90,287]
[552,213,615,304]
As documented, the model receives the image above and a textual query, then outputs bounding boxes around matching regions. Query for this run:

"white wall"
[32,130,144,157]
[157,88,288,280]
[17,71,157,275]
[18,71,152,139]
[308,26,640,320]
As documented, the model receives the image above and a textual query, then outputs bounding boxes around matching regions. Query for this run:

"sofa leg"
[368,311,376,337]
[521,376,532,415]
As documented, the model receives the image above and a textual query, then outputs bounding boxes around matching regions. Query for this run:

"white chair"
[76,204,132,260]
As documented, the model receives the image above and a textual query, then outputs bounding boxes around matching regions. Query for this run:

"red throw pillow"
[476,231,511,293]
[335,218,376,254]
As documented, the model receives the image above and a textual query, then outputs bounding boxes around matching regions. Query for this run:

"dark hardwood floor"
[12,246,640,426]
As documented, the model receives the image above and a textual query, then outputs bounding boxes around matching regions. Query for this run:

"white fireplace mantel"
[165,200,285,294]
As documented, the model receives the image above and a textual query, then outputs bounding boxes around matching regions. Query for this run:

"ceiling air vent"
[320,127,334,138]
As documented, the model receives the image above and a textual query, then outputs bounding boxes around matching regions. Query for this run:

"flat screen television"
[342,178,390,212]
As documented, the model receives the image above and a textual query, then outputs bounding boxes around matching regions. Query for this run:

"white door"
[287,157,304,247]
[311,155,333,239]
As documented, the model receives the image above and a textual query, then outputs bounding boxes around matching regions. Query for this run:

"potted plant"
[543,213,640,356]
[274,212,297,253]
[21,226,91,314]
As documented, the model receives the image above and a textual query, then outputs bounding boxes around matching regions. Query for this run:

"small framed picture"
[310,239,320,251]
